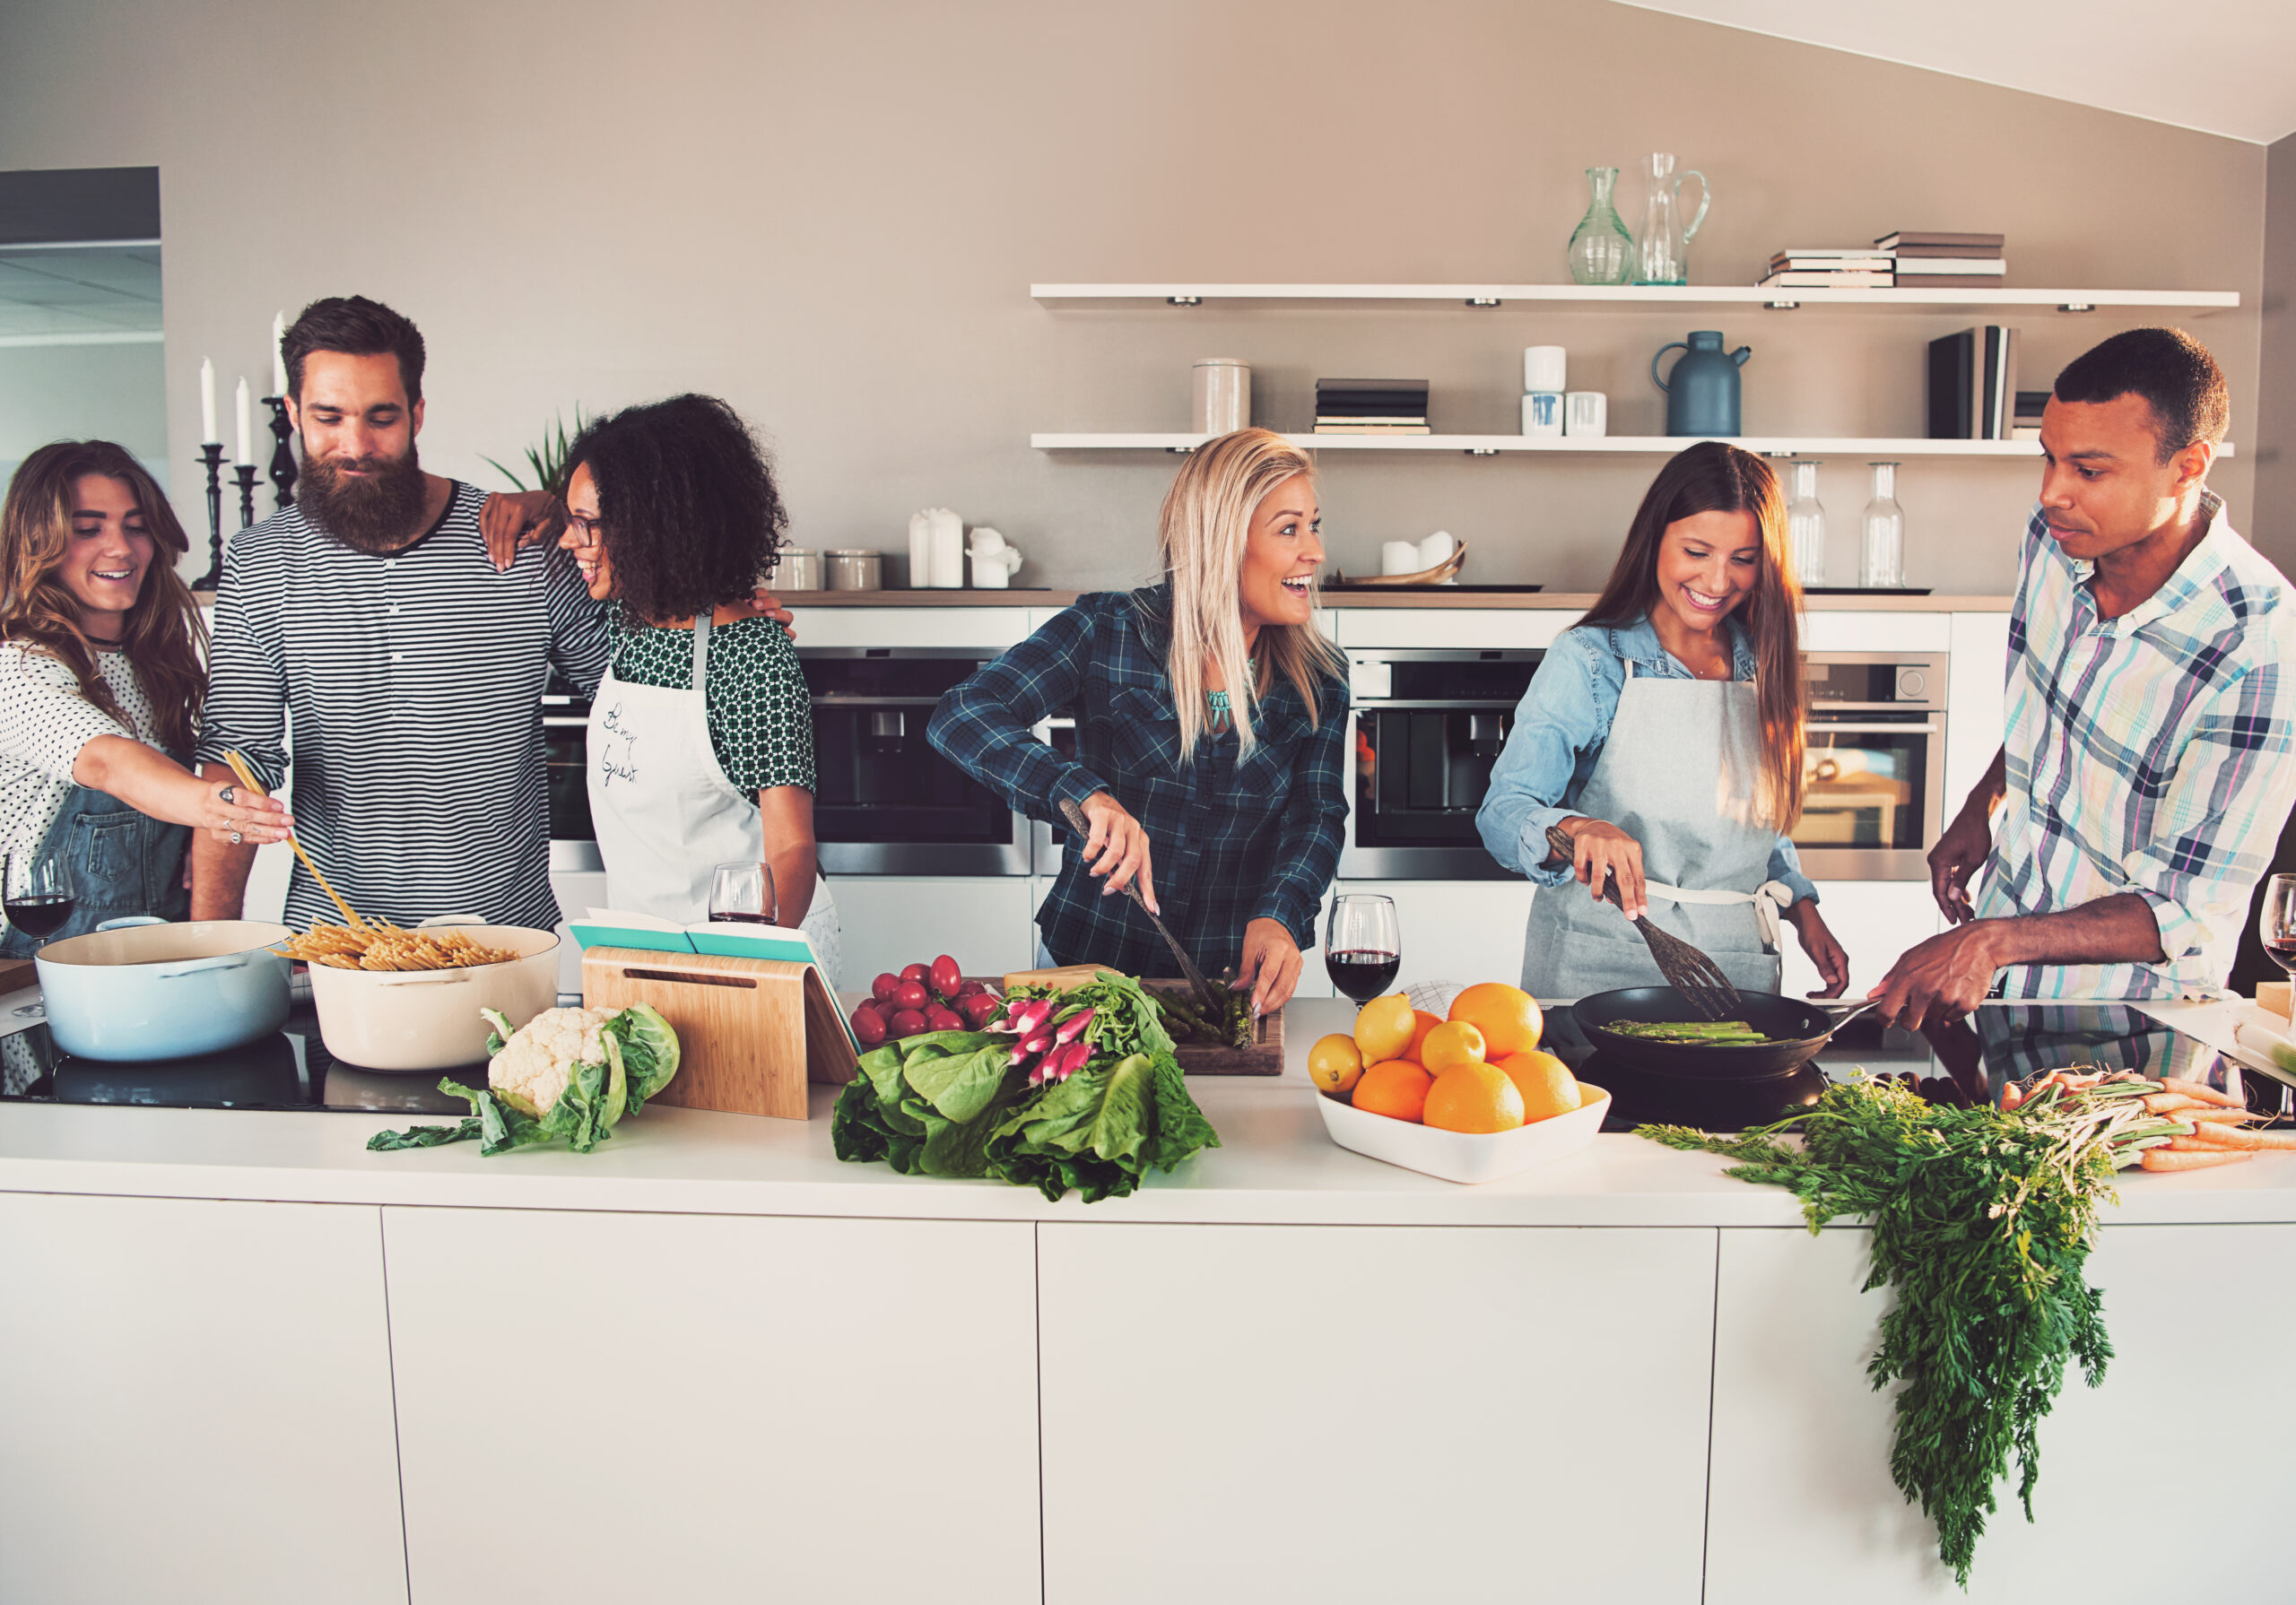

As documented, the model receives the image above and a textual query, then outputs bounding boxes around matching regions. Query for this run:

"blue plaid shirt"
[927,584,1350,976]
[1977,492,2296,999]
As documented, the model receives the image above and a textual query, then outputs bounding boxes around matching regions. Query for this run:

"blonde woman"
[0,441,289,950]
[929,429,1349,1011]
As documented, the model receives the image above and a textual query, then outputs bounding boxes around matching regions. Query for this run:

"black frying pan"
[1572,986,1874,1079]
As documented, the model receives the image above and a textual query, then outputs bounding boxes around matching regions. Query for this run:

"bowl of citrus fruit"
[1307,983,1610,1184]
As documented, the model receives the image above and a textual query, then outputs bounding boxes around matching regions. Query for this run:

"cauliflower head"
[487,1006,615,1120]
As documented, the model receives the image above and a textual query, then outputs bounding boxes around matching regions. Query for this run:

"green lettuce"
[367,1002,682,1157]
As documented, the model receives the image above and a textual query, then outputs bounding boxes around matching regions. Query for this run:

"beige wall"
[0,0,2266,594]
[2257,130,2296,571]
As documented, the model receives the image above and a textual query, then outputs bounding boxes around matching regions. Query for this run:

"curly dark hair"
[564,394,788,625]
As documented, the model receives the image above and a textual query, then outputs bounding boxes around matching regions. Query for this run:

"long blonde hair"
[1158,429,1346,758]
[1582,441,1805,830]
[0,441,208,755]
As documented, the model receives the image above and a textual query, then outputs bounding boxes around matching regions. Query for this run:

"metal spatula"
[1058,798,1224,1013]
[1545,825,1741,1020]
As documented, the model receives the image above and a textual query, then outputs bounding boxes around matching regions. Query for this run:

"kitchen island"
[4,999,2291,1604]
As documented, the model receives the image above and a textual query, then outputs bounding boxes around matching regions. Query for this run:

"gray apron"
[1520,660,1788,1001]
[0,784,190,958]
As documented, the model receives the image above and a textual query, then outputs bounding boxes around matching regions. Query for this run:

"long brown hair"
[1583,441,1805,830]
[1157,428,1347,758]
[0,442,207,754]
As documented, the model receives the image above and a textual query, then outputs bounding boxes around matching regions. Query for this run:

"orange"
[1306,1034,1365,1095]
[1448,983,1544,1057]
[1423,1062,1526,1133]
[1351,1059,1433,1123]
[1352,993,1415,1063]
[1419,1019,1488,1076]
[1404,1010,1443,1063]
[1497,1050,1582,1122]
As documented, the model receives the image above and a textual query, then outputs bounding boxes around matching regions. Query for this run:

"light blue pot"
[37,916,293,1063]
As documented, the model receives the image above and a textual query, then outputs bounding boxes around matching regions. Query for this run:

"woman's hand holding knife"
[1076,790,1158,914]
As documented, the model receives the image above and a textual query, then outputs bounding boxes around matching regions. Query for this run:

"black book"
[1316,377,1429,404]
[1876,230,2006,250]
[1927,326,2019,439]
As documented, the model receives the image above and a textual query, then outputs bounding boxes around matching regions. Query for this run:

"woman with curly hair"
[558,395,836,979]
[0,441,290,949]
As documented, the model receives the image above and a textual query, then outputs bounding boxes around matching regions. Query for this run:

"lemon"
[1420,1019,1488,1075]
[1352,993,1415,1063]
[1306,1034,1365,1095]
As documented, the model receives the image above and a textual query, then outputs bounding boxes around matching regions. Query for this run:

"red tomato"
[925,1006,964,1032]
[889,1009,928,1038]
[900,962,930,985]
[894,979,930,1011]
[871,973,903,1004]
[959,992,1002,1028]
[850,1003,888,1046]
[929,955,964,998]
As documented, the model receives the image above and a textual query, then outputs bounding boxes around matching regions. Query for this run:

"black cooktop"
[0,1002,476,1115]
[1542,1002,2264,1134]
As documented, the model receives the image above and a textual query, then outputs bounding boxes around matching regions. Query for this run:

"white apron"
[587,613,841,987]
[1519,659,1790,1001]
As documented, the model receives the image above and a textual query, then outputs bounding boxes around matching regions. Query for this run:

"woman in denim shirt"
[1476,443,1848,999]
[929,430,1350,1013]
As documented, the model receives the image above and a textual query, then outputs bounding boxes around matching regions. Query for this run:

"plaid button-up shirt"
[1976,491,2296,999]
[927,584,1350,976]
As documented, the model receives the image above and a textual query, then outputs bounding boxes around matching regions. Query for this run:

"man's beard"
[300,442,429,553]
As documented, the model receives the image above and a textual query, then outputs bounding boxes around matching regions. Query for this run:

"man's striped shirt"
[1976,491,2296,999]
[194,482,609,932]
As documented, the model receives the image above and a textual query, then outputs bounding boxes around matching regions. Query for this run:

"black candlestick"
[195,443,227,592]
[234,464,259,534]
[263,395,297,511]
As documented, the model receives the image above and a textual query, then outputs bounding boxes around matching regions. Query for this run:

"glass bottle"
[1566,166,1636,287]
[1860,461,1905,589]
[1786,459,1825,586]
[1631,152,1710,287]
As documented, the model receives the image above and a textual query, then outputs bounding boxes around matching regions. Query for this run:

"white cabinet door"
[1779,880,1944,998]
[384,1208,1039,1605]
[1337,878,1535,994]
[0,1194,407,1605]
[1038,1223,1716,1605]
[1706,1224,2296,1603]
[831,874,1038,985]
[1946,612,2012,814]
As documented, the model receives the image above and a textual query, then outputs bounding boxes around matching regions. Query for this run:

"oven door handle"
[1805,722,1939,735]
[544,716,590,730]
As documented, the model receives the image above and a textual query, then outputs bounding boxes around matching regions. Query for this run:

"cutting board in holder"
[582,947,857,1121]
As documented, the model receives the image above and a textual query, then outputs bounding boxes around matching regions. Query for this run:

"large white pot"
[37,917,293,1062]
[306,921,559,1072]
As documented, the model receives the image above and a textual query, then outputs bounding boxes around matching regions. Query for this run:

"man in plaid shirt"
[1872,329,2296,1025]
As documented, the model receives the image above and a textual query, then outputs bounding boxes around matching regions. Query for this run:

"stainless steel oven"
[1340,648,1544,879]
[1791,653,1947,881]
[800,647,1033,875]
[542,673,601,872]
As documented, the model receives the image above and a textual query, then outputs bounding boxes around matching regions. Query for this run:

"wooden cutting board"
[0,959,35,996]
[998,967,1284,1075]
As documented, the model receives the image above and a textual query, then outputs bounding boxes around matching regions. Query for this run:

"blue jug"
[1652,331,1751,437]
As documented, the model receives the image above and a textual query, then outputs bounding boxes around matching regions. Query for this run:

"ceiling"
[0,244,161,344]
[1613,1,2296,144]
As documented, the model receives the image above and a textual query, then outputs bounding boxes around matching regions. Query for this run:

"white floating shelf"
[1031,432,2234,458]
[1031,283,2240,314]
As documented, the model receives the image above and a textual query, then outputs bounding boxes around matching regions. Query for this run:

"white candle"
[235,377,253,466]
[271,311,288,397]
[199,358,217,444]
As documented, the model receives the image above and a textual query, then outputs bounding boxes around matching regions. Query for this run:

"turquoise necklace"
[1205,655,1259,735]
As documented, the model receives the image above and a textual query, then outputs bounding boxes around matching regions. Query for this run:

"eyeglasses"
[559,506,604,545]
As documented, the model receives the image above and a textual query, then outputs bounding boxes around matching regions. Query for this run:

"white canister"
[1564,392,1608,438]
[1193,359,1251,435]
[907,510,934,589]
[929,508,964,588]
[1417,531,1457,569]
[1380,540,1422,577]
[1521,392,1564,437]
[1523,345,1567,395]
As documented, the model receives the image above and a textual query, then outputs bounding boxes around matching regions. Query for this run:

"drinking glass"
[2,849,77,951]
[2257,874,2296,974]
[709,862,777,926]
[1325,894,1402,1004]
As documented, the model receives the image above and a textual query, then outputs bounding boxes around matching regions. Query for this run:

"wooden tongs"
[219,750,366,930]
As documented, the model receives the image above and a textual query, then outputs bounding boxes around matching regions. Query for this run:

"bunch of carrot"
[2001,1068,2296,1171]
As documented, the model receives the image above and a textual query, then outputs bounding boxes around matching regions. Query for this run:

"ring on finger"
[218,784,236,804]
[229,830,242,846]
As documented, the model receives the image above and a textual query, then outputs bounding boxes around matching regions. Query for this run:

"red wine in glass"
[1326,948,1401,1003]
[4,893,74,939]
[2261,876,2296,975]
[709,910,776,925]
[2,850,74,949]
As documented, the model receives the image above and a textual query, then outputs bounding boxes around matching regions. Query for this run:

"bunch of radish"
[2002,1068,2295,1171]
[988,996,1098,1085]
[850,955,1002,1046]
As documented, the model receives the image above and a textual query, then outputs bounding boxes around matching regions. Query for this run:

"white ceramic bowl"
[306,922,559,1072]
[1314,1082,1612,1184]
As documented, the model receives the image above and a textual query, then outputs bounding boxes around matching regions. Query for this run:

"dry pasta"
[276,920,519,971]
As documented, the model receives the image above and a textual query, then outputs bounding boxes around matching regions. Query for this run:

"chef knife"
[1057,797,1225,1013]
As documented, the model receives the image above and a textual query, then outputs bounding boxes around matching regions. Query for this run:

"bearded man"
[190,295,615,929]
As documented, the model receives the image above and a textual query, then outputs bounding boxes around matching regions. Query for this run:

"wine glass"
[2,849,78,953]
[1325,894,1401,1003]
[709,862,777,926]
[2257,874,2296,976]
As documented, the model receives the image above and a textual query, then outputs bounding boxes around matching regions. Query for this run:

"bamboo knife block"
[582,947,857,1121]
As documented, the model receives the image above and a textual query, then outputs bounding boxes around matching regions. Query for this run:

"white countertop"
[4,999,2292,1227]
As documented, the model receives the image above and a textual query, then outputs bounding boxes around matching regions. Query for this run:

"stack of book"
[1927,326,2019,440]
[1760,248,1895,290]
[1878,230,2006,288]
[2012,390,2048,442]
[1314,378,1430,435]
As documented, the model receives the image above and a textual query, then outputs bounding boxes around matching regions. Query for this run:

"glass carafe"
[1860,461,1905,589]
[1787,459,1826,586]
[1566,166,1636,287]
[1632,152,1710,286]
